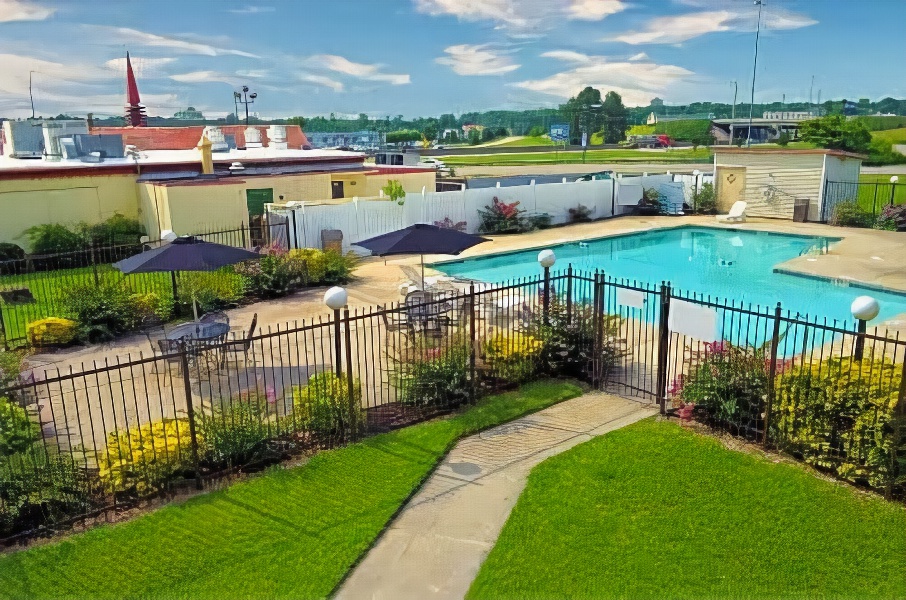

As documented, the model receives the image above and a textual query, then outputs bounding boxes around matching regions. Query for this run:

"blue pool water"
[436,226,906,333]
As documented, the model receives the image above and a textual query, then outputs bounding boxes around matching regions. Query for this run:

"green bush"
[394,344,471,407]
[653,119,711,142]
[178,271,248,313]
[776,131,792,147]
[477,197,535,234]
[874,204,906,231]
[0,243,24,262]
[198,398,274,469]
[0,351,24,389]
[289,249,356,285]
[127,292,173,323]
[0,397,41,457]
[79,214,144,247]
[774,356,903,490]
[292,372,363,440]
[0,446,97,537]
[677,341,769,432]
[830,200,873,228]
[694,182,717,214]
[236,246,307,299]
[25,224,85,255]
[59,281,135,341]
[483,332,544,384]
[527,126,545,137]
[26,317,78,347]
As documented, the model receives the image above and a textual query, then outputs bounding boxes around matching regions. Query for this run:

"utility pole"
[29,71,36,119]
[809,75,814,115]
[731,80,738,120]
[745,0,764,148]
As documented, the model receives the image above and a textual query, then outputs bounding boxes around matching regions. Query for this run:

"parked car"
[419,157,447,170]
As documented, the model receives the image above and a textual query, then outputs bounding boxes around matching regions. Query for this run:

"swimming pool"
[435,226,906,330]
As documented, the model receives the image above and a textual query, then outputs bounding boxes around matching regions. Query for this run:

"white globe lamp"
[538,249,556,269]
[851,296,880,322]
[324,286,348,311]
[890,176,899,184]
[160,229,177,243]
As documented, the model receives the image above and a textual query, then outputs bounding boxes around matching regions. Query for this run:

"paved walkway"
[335,392,654,600]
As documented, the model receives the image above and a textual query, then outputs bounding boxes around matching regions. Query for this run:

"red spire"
[124,52,147,127]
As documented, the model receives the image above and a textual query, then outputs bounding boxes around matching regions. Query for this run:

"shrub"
[381,180,406,206]
[677,341,769,433]
[0,397,41,457]
[477,197,528,234]
[0,243,24,262]
[874,204,906,231]
[292,372,363,440]
[289,249,357,285]
[25,224,85,255]
[198,399,274,469]
[26,317,78,347]
[59,281,135,341]
[830,200,873,228]
[774,356,903,490]
[178,271,248,314]
[568,205,595,223]
[434,217,467,232]
[79,213,144,247]
[0,350,24,388]
[694,182,717,214]
[527,213,552,230]
[526,301,627,382]
[776,131,792,146]
[394,344,471,407]
[483,331,544,384]
[0,447,97,537]
[237,245,307,299]
[97,418,197,496]
[527,126,545,137]
[638,188,663,213]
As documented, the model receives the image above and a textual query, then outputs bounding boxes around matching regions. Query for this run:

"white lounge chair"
[716,201,747,223]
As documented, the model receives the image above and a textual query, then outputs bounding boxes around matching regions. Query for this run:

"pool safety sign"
[550,124,570,143]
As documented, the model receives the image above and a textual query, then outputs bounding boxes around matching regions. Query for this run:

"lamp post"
[692,169,701,212]
[890,176,899,207]
[235,86,257,126]
[324,286,348,376]
[538,249,556,325]
[745,0,763,148]
[851,296,879,361]
[731,80,738,120]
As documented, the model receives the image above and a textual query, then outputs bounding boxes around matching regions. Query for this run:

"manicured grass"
[489,136,555,148]
[855,173,906,212]
[871,127,906,144]
[0,381,582,600]
[468,418,906,600]
[440,148,712,167]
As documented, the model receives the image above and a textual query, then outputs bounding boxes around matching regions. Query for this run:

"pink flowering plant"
[434,217,467,232]
[477,197,529,233]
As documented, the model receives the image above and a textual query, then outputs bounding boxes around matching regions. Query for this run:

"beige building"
[712,148,863,221]
[0,127,435,249]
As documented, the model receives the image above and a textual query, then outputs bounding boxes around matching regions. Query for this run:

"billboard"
[550,123,570,143]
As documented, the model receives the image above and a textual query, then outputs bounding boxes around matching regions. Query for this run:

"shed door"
[716,167,746,213]
[331,181,345,199]
[246,188,274,216]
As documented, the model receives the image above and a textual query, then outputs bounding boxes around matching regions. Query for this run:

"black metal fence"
[823,180,905,222]
[0,270,903,541]
[0,221,292,347]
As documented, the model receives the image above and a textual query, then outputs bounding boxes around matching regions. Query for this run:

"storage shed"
[712,148,863,222]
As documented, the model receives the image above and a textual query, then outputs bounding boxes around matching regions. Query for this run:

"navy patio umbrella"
[355,224,489,289]
[114,236,260,320]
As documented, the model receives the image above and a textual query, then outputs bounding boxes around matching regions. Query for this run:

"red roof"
[88,125,310,150]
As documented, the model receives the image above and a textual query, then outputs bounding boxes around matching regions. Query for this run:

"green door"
[246,188,274,216]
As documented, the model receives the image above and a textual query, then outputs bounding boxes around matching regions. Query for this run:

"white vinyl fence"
[272,173,713,252]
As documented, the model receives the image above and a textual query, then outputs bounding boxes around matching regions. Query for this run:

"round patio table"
[166,321,230,342]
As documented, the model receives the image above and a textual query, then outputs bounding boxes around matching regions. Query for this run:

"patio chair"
[221,313,258,368]
[400,264,424,290]
[380,307,412,350]
[156,338,186,377]
[715,201,747,223]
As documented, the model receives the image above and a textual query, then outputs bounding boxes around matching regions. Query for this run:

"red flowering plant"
[477,196,529,233]
[434,217,468,232]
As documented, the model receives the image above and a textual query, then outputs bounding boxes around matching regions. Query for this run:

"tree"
[601,91,629,144]
[421,124,438,143]
[381,180,406,206]
[527,125,545,137]
[439,113,457,130]
[496,127,508,138]
[799,115,871,153]
[560,87,604,143]
[481,128,496,143]
[286,116,306,129]
[468,129,481,145]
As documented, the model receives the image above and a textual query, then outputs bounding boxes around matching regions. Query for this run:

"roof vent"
[229,162,245,172]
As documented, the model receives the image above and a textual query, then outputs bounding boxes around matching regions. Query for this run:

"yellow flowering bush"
[774,355,903,490]
[483,331,544,383]
[26,317,77,347]
[292,373,363,440]
[97,418,198,496]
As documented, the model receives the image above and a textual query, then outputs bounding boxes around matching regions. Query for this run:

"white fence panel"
[354,199,405,244]
[300,203,358,251]
[419,190,469,229]
[463,187,506,234]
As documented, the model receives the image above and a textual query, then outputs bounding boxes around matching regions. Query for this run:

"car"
[419,157,447,170]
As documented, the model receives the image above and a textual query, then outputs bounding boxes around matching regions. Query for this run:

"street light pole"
[236,86,257,126]
[731,80,738,120]
[745,0,763,148]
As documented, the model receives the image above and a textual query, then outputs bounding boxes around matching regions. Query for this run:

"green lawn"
[0,381,582,600]
[871,127,906,144]
[488,136,555,148]
[468,418,906,600]
[441,148,712,167]
[855,173,906,212]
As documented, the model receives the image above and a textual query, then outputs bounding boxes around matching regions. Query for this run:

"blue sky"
[1,0,904,120]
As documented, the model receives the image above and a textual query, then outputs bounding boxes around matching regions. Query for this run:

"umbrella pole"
[192,292,200,322]
[420,255,425,291]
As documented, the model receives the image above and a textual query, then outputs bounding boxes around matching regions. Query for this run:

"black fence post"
[241,222,247,249]
[592,272,606,385]
[469,283,477,404]
[656,282,672,415]
[343,308,357,440]
[889,182,897,208]
[170,271,180,317]
[0,310,8,350]
[764,302,782,446]
[333,308,342,378]
[565,264,573,326]
[543,266,551,326]
[889,360,906,499]
[178,346,203,491]
[90,245,100,286]
[290,209,299,250]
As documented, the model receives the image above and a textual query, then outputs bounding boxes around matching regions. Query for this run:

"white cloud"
[84,26,260,58]
[227,5,275,14]
[0,0,53,22]
[413,0,529,28]
[104,57,177,76]
[628,52,648,61]
[299,73,344,92]
[513,54,693,106]
[567,0,626,21]
[436,44,520,76]
[308,54,410,85]
[541,50,592,64]
[170,71,244,85]
[611,7,817,45]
